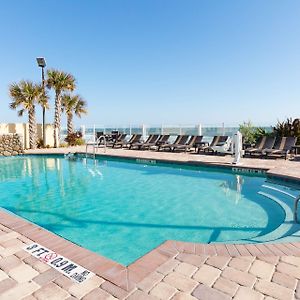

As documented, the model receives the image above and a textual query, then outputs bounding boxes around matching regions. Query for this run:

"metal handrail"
[85,135,107,159]
[294,195,300,223]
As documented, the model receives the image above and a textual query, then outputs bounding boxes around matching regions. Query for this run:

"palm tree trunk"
[67,113,74,136]
[28,106,37,149]
[54,91,61,147]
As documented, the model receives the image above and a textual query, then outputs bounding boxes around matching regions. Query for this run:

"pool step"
[251,191,296,243]
[262,184,296,199]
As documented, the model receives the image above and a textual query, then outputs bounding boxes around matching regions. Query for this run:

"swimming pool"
[0,155,299,265]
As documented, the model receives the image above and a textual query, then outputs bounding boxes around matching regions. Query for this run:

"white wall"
[0,123,55,149]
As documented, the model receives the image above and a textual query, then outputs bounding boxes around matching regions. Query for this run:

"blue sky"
[0,0,300,127]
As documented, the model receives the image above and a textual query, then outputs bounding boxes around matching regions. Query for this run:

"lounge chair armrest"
[195,142,208,147]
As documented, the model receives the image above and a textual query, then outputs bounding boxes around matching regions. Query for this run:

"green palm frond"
[9,80,42,112]
[62,93,87,118]
[46,69,76,93]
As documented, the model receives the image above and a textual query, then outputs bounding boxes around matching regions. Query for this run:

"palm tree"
[46,69,76,147]
[62,94,87,135]
[9,81,44,149]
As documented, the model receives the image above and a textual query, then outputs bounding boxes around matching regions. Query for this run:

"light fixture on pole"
[36,57,46,147]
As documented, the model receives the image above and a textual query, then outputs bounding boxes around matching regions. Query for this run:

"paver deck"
[1,146,300,299]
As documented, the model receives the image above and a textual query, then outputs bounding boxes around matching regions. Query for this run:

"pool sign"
[23,243,94,283]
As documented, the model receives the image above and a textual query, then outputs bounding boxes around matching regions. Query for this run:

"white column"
[196,124,202,136]
[222,122,225,135]
[129,124,132,136]
[93,125,96,142]
[161,124,164,135]
[142,124,147,141]
[232,131,243,164]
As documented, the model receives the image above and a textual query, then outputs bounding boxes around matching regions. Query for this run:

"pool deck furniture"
[140,134,160,150]
[158,135,189,151]
[172,135,203,152]
[113,134,140,148]
[201,136,229,153]
[3,146,300,299]
[154,134,170,149]
[127,134,143,149]
[112,133,127,147]
[210,136,232,154]
[264,137,297,160]
[245,136,276,157]
[130,134,160,150]
[244,136,265,155]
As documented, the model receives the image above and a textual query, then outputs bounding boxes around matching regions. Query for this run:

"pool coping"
[3,152,300,293]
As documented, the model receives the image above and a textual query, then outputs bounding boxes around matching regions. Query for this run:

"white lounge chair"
[210,136,232,154]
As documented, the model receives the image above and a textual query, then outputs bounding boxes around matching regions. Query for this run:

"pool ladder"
[85,135,107,160]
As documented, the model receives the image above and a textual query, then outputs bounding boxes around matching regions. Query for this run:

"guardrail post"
[142,124,147,141]
[197,124,202,136]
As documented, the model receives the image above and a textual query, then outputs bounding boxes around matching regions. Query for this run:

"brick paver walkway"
[0,223,299,299]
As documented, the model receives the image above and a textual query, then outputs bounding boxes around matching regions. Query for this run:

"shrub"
[65,131,85,146]
[239,121,273,145]
[274,118,300,136]
[239,121,256,144]
[37,138,44,149]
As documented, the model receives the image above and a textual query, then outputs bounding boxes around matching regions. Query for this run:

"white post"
[197,124,202,136]
[93,125,96,142]
[80,125,85,140]
[222,122,225,135]
[161,124,164,135]
[232,131,243,165]
[129,124,132,136]
[142,124,146,141]
[179,125,182,135]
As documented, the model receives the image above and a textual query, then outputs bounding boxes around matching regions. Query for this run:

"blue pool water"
[0,155,298,265]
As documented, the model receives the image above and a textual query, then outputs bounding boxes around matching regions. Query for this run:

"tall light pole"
[36,57,46,147]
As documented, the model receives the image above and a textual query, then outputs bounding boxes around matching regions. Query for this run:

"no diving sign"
[23,243,94,283]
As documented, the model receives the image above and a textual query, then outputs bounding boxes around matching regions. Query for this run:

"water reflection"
[220,175,244,204]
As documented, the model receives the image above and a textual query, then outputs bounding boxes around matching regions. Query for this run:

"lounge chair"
[210,136,232,154]
[158,135,189,151]
[126,134,142,148]
[153,135,170,149]
[140,134,160,150]
[244,136,265,155]
[113,134,141,148]
[202,136,228,153]
[245,136,275,156]
[130,134,159,150]
[111,134,127,148]
[173,135,203,152]
[264,137,297,159]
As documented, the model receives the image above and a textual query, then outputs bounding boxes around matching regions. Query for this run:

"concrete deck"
[1,146,300,299]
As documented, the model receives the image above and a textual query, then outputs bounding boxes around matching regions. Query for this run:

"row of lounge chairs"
[244,136,297,159]
[97,132,297,159]
[104,133,232,153]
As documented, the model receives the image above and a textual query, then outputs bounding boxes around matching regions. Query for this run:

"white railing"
[60,123,273,143]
